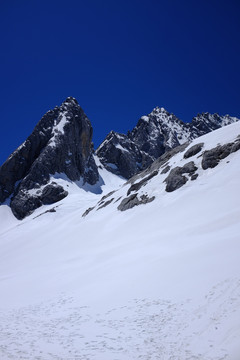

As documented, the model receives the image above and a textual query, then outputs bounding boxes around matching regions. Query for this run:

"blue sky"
[1,0,240,164]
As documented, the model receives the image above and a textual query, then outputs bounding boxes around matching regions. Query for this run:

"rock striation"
[96,107,239,179]
[0,97,99,219]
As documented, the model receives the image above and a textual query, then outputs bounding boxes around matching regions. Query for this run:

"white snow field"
[0,122,240,360]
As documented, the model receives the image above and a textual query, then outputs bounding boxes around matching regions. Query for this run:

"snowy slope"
[0,122,240,359]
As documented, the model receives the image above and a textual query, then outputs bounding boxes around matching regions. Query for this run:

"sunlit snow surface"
[0,123,240,359]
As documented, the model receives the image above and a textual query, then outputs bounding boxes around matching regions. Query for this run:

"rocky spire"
[0,97,99,219]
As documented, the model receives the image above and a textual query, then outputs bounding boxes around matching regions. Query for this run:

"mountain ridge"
[0,96,239,219]
[97,106,239,179]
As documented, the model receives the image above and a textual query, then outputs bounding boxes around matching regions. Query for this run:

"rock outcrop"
[0,97,99,219]
[164,161,198,192]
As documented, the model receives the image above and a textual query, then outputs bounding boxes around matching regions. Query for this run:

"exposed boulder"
[165,170,188,193]
[41,183,68,205]
[11,192,42,220]
[165,161,198,192]
[184,143,204,159]
[202,143,232,170]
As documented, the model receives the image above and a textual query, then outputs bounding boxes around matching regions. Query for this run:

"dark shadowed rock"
[11,182,68,220]
[41,183,68,205]
[11,193,42,220]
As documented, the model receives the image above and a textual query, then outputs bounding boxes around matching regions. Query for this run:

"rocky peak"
[96,106,239,179]
[61,96,79,105]
[150,106,169,115]
[0,97,99,219]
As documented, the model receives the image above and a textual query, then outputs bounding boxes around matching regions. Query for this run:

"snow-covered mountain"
[0,99,238,219]
[97,106,239,178]
[0,99,240,359]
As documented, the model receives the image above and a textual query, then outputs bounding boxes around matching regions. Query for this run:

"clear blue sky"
[1,0,240,165]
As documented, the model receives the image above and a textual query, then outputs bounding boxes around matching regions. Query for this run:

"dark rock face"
[117,193,155,211]
[165,161,198,192]
[97,108,239,179]
[11,193,43,220]
[0,97,99,219]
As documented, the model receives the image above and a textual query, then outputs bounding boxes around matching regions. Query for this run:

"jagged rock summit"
[0,97,99,219]
[96,107,239,179]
